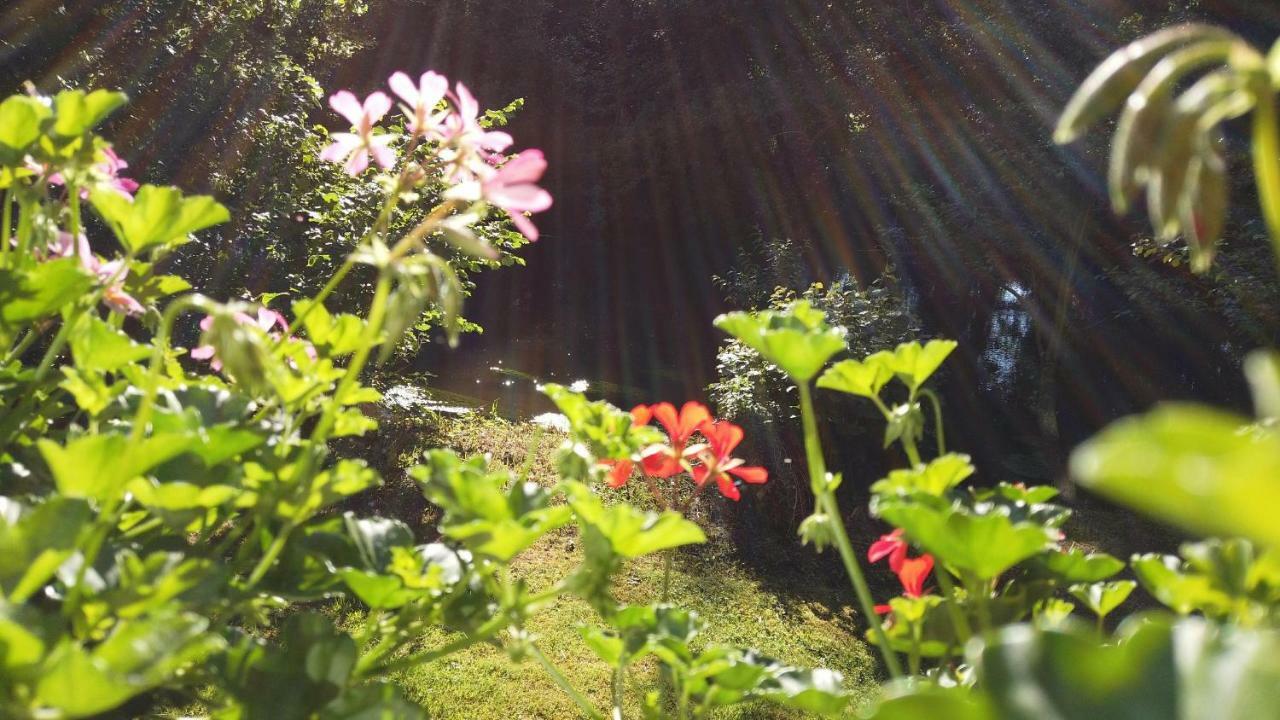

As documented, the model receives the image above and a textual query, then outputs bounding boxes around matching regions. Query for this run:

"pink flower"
[87,257,143,316]
[319,90,396,176]
[49,146,138,199]
[481,150,552,241]
[389,70,449,138]
[190,308,313,372]
[442,83,513,159]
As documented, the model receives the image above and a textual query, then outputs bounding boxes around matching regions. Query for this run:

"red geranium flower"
[874,552,935,614]
[639,401,710,477]
[690,419,768,501]
[868,529,908,573]
[602,405,656,488]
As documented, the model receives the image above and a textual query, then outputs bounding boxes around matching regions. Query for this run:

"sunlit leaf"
[1071,403,1280,546]
[714,300,847,382]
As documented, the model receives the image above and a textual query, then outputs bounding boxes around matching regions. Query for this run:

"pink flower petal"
[329,91,365,128]
[508,211,540,241]
[389,71,419,106]
[344,148,370,176]
[363,91,392,125]
[490,185,552,212]
[494,150,547,184]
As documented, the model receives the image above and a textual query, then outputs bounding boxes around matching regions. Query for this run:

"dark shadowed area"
[5,0,1280,481]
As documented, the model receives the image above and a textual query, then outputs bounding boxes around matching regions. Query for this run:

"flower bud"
[798,512,837,553]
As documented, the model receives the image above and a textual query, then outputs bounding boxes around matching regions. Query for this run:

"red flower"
[897,554,934,598]
[690,419,768,501]
[600,405,656,489]
[639,401,710,478]
[868,529,908,573]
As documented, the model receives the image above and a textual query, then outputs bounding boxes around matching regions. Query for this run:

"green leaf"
[0,603,50,674]
[0,95,51,155]
[51,89,127,138]
[343,513,414,571]
[976,618,1280,720]
[1245,350,1280,420]
[816,354,894,399]
[566,483,705,558]
[219,612,357,719]
[126,478,238,510]
[58,366,115,416]
[1070,403,1280,546]
[862,684,993,720]
[319,681,426,720]
[293,299,368,356]
[875,500,1055,580]
[887,339,957,392]
[0,259,95,329]
[872,453,975,497]
[90,184,228,254]
[0,497,91,601]
[714,300,847,382]
[69,313,151,372]
[36,611,222,718]
[1031,548,1125,583]
[412,450,572,561]
[1131,553,1235,616]
[38,433,193,503]
[1055,24,1235,143]
[1068,581,1136,620]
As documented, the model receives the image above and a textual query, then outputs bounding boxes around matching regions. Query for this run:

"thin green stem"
[933,568,972,646]
[798,383,903,679]
[1,188,11,263]
[611,662,627,720]
[528,643,605,720]
[919,388,946,457]
[1252,80,1280,269]
[67,185,81,238]
[661,551,674,602]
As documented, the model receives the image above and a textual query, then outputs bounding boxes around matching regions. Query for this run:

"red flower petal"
[897,554,934,598]
[630,404,653,427]
[640,449,682,478]
[874,604,893,615]
[728,465,768,484]
[604,460,633,488]
[716,473,741,501]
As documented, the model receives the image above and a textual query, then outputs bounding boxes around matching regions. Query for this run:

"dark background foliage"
[5,0,1280,490]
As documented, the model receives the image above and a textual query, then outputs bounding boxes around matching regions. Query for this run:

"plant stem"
[1,188,11,263]
[1252,80,1280,268]
[797,383,903,679]
[611,662,627,720]
[933,568,972,647]
[919,388,946,456]
[661,551,674,602]
[528,643,605,720]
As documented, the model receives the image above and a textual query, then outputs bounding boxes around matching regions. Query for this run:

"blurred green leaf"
[1069,581,1136,620]
[39,433,193,503]
[0,259,95,330]
[0,95,50,156]
[1071,403,1280,546]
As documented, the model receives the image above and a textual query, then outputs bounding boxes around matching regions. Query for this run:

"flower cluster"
[320,71,552,240]
[190,307,315,373]
[868,529,935,613]
[605,400,768,502]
